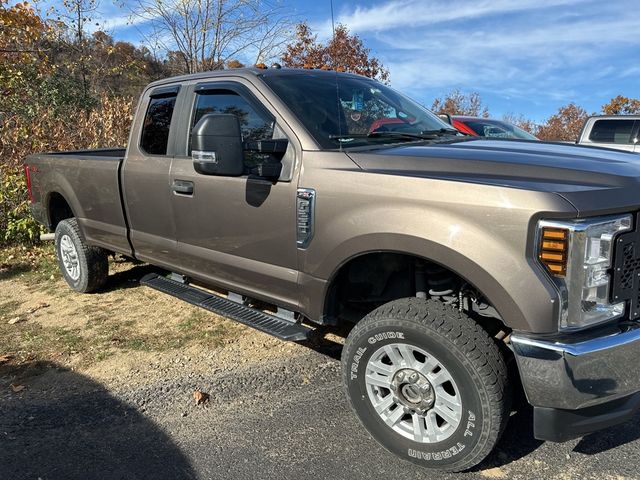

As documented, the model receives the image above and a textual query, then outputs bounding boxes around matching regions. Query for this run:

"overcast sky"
[61,0,640,122]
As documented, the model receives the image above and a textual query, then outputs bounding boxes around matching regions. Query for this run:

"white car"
[577,115,639,153]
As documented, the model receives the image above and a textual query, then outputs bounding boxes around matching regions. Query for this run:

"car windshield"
[262,72,458,149]
[463,119,538,140]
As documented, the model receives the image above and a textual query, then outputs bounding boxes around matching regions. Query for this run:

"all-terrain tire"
[54,218,108,293]
[342,297,511,472]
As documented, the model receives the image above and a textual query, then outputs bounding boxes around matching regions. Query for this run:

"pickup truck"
[25,66,640,472]
[577,115,639,152]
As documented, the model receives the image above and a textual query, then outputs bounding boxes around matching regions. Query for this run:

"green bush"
[0,165,44,244]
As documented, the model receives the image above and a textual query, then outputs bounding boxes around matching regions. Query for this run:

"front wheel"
[341,298,511,472]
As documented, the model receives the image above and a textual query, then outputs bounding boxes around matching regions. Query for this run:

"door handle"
[172,180,194,195]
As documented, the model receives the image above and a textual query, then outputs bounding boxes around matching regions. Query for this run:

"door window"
[140,93,178,155]
[589,119,636,144]
[192,90,275,169]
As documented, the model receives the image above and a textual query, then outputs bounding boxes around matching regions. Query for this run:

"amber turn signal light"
[539,227,568,277]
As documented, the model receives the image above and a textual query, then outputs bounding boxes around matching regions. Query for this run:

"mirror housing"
[191,114,244,176]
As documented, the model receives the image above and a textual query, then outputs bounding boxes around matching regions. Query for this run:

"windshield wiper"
[329,129,460,142]
[419,128,461,136]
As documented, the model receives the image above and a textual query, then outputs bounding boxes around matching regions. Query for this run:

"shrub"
[0,95,133,245]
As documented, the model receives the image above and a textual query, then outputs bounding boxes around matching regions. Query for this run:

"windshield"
[462,119,538,140]
[262,72,457,148]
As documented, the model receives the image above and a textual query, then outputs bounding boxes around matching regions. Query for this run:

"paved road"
[2,342,640,480]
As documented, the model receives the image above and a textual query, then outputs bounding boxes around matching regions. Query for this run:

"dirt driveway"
[1,245,639,479]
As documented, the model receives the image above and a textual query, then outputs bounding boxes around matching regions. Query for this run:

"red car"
[441,114,538,140]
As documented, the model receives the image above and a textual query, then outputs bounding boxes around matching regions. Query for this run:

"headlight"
[538,214,632,330]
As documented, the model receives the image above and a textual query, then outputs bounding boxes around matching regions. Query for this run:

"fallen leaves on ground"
[0,353,14,363]
[26,302,49,314]
[193,390,210,405]
[7,317,25,325]
[10,384,25,393]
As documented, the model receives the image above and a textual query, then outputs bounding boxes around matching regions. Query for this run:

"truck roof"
[146,66,366,89]
[585,114,640,120]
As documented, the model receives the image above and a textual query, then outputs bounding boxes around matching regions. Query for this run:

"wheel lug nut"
[409,373,418,383]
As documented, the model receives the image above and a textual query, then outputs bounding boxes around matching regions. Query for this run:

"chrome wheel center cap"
[391,368,435,414]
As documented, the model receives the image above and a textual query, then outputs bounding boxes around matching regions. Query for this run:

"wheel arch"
[46,191,76,231]
[316,234,532,331]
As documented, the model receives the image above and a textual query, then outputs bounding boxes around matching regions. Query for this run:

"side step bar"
[140,273,312,341]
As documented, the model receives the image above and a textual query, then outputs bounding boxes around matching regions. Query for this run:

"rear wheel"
[54,218,108,293]
[341,298,510,472]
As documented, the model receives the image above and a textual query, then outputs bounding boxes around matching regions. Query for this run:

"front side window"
[192,89,275,168]
[140,93,177,155]
[589,119,636,144]
[193,90,274,141]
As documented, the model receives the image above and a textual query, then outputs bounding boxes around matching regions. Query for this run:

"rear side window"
[140,93,178,155]
[589,119,636,144]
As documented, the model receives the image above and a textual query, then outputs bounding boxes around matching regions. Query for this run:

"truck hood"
[347,139,640,216]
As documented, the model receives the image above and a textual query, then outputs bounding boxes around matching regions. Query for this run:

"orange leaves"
[602,95,640,116]
[281,22,390,83]
[537,103,590,142]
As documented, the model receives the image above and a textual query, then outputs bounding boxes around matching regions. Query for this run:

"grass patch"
[0,300,22,318]
[0,244,60,285]
[0,244,242,370]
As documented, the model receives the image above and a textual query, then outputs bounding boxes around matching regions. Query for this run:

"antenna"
[330,0,343,149]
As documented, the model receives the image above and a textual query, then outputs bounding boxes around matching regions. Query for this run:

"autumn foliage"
[431,90,489,118]
[1,3,639,244]
[281,23,390,83]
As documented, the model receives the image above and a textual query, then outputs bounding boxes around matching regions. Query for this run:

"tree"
[0,0,52,116]
[281,22,389,83]
[430,90,489,117]
[132,0,293,74]
[601,95,640,115]
[502,113,538,136]
[53,0,100,101]
[536,103,589,141]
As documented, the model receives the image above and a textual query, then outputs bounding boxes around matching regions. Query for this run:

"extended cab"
[25,67,640,472]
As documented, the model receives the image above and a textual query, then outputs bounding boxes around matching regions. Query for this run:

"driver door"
[169,79,301,309]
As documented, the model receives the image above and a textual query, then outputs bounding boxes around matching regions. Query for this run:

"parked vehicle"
[25,67,640,472]
[441,114,538,140]
[577,115,639,152]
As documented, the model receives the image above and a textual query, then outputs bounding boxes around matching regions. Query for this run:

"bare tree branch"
[131,0,295,74]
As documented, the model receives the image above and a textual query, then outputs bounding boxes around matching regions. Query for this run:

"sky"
[54,0,640,122]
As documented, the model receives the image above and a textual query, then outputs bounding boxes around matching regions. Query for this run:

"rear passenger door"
[121,85,183,268]
[168,79,302,309]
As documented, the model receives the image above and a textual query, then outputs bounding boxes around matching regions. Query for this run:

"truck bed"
[26,148,132,256]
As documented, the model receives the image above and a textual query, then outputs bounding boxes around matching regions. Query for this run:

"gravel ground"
[2,337,640,480]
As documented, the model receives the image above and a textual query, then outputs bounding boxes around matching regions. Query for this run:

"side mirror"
[191,114,244,176]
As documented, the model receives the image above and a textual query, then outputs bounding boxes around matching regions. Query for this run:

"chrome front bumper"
[511,322,640,411]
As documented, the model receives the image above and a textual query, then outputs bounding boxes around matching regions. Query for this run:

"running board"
[140,273,312,341]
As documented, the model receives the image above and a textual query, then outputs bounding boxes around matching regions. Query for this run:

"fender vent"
[296,188,315,248]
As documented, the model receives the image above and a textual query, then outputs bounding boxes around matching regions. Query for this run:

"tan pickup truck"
[25,67,640,472]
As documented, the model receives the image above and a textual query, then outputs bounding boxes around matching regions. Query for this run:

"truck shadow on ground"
[574,415,640,455]
[0,361,196,480]
[101,263,162,292]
